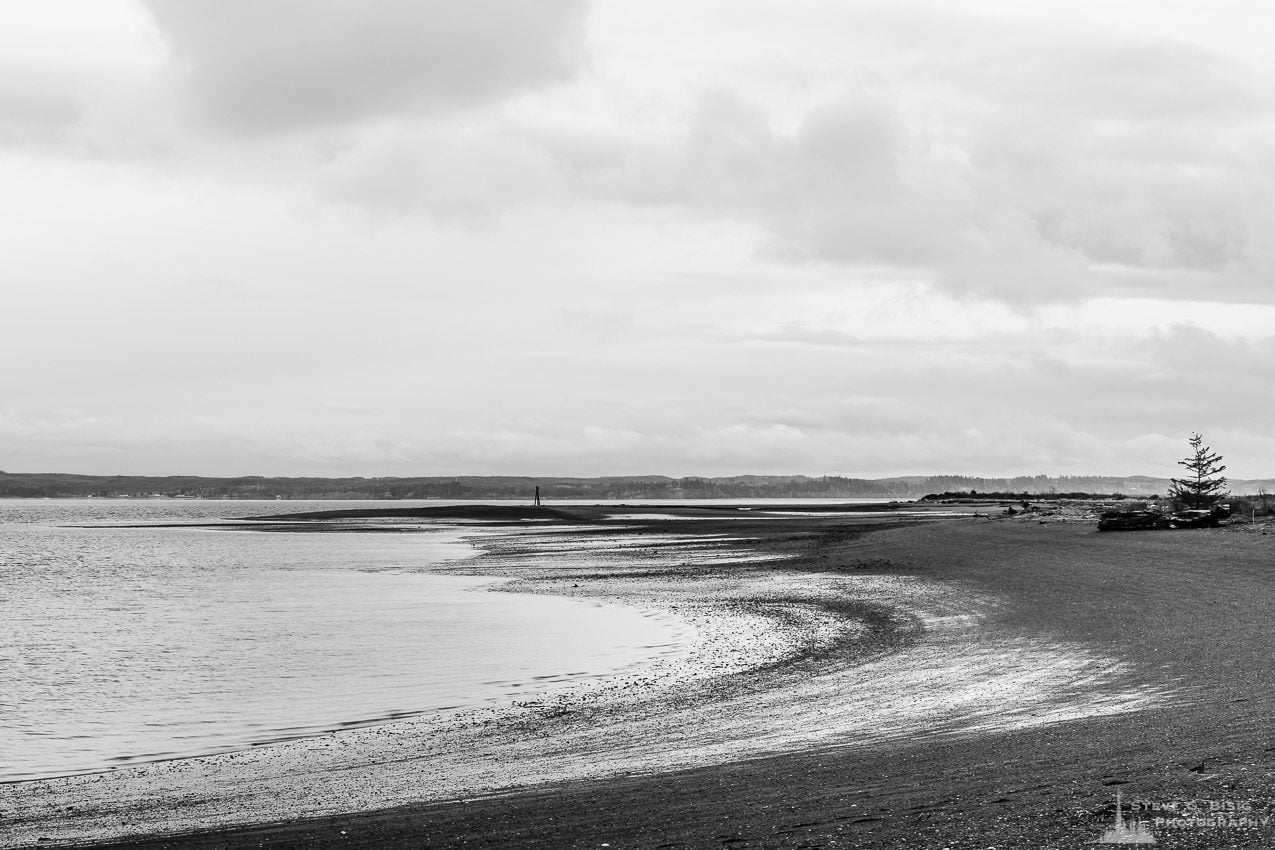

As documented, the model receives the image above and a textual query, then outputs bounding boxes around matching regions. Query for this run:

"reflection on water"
[0,500,685,781]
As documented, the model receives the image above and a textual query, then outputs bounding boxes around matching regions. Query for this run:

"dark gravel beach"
[12,507,1275,849]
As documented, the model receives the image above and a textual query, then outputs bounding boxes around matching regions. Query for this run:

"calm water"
[0,500,686,782]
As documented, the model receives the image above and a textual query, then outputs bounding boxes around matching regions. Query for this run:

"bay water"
[0,500,684,782]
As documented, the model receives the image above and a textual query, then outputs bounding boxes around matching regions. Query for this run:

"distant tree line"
[2,470,1271,501]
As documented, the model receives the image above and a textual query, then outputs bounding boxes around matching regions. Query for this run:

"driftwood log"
[1097,505,1230,531]
[1097,510,1170,531]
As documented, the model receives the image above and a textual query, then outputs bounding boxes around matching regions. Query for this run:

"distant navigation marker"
[534,486,541,506]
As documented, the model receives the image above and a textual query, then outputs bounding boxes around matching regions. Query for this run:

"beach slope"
[9,511,1275,848]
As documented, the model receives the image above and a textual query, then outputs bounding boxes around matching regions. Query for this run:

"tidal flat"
[6,504,1275,848]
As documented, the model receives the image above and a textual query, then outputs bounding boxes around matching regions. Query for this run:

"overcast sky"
[3,1,1274,478]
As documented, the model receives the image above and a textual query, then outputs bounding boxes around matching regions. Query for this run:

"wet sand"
[6,507,1275,848]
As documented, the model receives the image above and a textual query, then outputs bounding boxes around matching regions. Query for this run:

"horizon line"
[3,470,1272,482]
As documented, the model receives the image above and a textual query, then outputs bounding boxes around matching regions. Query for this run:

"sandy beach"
[6,505,1275,848]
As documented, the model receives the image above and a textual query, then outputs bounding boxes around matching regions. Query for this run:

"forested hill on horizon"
[2,471,1272,500]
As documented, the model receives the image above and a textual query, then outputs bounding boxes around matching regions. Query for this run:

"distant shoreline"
[7,469,1270,501]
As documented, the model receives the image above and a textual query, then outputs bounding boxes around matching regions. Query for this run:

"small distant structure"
[533,485,541,507]
[1091,789,1155,844]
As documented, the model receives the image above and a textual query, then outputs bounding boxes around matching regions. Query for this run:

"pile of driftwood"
[1097,505,1230,532]
[1096,510,1169,531]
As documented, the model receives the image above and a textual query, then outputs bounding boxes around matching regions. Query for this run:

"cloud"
[140,0,589,132]
[524,4,1275,305]
[659,30,1269,302]
[0,67,83,145]
[317,122,559,221]
[112,0,1275,308]
[0,3,171,155]
[11,0,1275,480]
[9,0,1275,310]
[558,308,636,342]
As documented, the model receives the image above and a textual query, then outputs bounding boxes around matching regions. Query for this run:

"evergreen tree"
[1168,433,1228,509]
